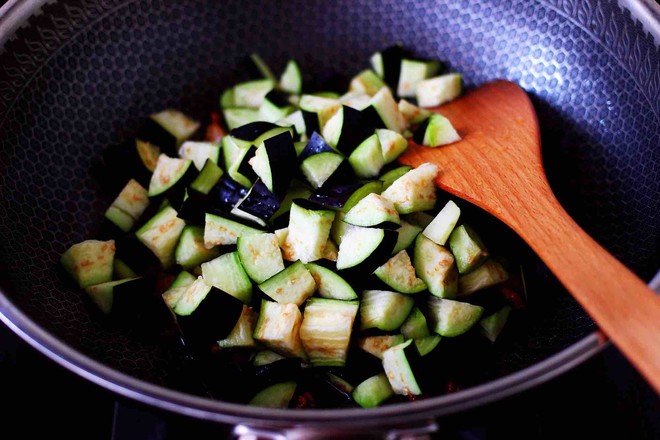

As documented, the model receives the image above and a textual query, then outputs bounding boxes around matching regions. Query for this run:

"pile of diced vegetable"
[61,46,522,409]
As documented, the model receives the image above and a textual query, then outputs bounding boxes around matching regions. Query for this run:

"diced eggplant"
[398,99,431,125]
[449,224,489,274]
[299,131,336,160]
[232,78,275,108]
[412,113,460,147]
[258,260,316,305]
[458,259,509,296]
[204,212,263,248]
[60,240,115,288]
[201,252,253,303]
[148,154,197,208]
[414,234,458,298]
[259,89,295,122]
[223,108,261,130]
[235,180,282,221]
[230,121,279,142]
[299,94,341,137]
[249,382,297,408]
[348,133,384,178]
[381,339,423,396]
[376,129,409,164]
[360,289,415,331]
[422,200,461,246]
[357,334,405,359]
[427,297,484,337]
[104,179,150,232]
[336,226,397,273]
[237,232,285,284]
[270,181,313,227]
[392,220,422,254]
[365,87,406,133]
[174,276,244,345]
[343,193,400,229]
[374,250,426,294]
[300,151,346,189]
[279,59,303,95]
[322,105,375,155]
[370,45,411,91]
[308,180,383,212]
[189,159,224,195]
[207,175,250,213]
[174,225,221,269]
[249,131,297,194]
[100,139,157,192]
[161,270,196,309]
[217,305,258,348]
[136,206,186,269]
[352,373,394,408]
[253,300,307,360]
[137,109,200,156]
[397,58,442,98]
[416,73,462,108]
[178,141,221,171]
[305,263,358,300]
[349,69,387,96]
[113,235,160,275]
[381,162,438,214]
[283,201,335,263]
[299,298,359,366]
[479,305,512,342]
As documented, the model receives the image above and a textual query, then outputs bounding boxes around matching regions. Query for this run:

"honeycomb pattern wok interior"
[0,0,658,397]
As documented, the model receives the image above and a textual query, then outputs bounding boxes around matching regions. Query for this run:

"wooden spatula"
[398,80,660,392]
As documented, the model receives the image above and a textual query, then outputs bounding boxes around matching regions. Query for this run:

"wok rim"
[0,0,658,428]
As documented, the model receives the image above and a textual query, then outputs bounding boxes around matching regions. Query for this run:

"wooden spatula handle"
[507,185,660,392]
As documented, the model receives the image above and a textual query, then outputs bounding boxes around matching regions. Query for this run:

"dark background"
[1,319,657,439]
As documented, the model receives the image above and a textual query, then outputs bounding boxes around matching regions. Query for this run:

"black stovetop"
[1,320,657,439]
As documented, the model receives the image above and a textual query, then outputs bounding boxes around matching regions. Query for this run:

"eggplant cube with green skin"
[414,234,458,298]
[136,206,186,269]
[381,162,438,214]
[237,232,285,284]
[374,250,427,294]
[449,224,489,274]
[422,200,461,246]
[415,73,463,108]
[360,290,415,331]
[413,113,461,148]
[299,298,359,366]
[344,193,401,229]
[217,305,258,348]
[428,297,484,337]
[258,261,316,306]
[353,373,394,408]
[358,334,405,360]
[201,252,253,304]
[382,339,422,396]
[398,99,431,125]
[479,305,512,342]
[284,202,335,263]
[253,300,307,360]
[458,259,509,296]
[61,239,115,288]
[105,179,150,232]
[349,69,387,96]
[376,129,409,164]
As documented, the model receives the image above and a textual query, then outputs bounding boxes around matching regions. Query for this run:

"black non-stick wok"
[0,0,658,437]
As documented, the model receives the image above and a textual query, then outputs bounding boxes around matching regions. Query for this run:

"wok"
[0,0,658,437]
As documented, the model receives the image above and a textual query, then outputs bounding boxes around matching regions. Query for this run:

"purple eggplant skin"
[113,234,161,275]
[253,357,303,388]
[230,121,279,141]
[302,110,321,138]
[412,117,431,145]
[111,276,181,340]
[360,105,387,131]
[289,197,336,212]
[308,180,373,210]
[299,131,336,160]
[237,180,282,221]
[176,189,209,225]
[208,175,250,212]
[99,140,153,193]
[261,131,298,195]
[265,89,291,108]
[379,45,411,92]
[236,145,259,184]
[334,106,374,155]
[338,228,398,278]
[177,287,244,346]
[136,117,178,157]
